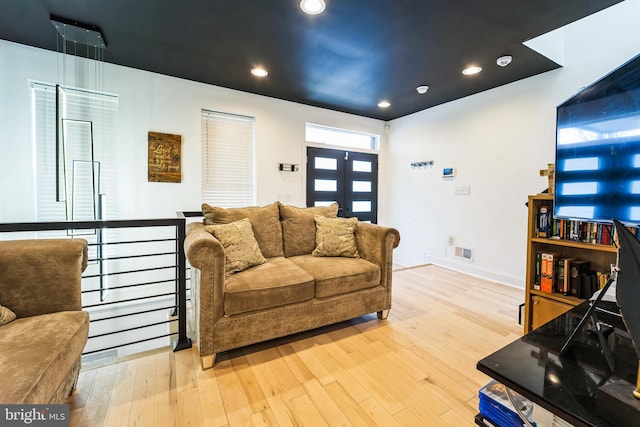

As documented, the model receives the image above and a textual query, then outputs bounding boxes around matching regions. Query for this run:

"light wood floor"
[68,265,524,427]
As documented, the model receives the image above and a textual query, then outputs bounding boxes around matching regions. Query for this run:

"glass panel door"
[306,147,378,223]
[345,150,377,223]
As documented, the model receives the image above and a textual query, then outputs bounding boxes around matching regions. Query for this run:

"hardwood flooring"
[68,265,524,426]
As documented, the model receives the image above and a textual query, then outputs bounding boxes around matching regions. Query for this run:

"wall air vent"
[454,246,474,262]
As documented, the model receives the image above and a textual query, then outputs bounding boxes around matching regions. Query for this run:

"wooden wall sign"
[148,131,182,183]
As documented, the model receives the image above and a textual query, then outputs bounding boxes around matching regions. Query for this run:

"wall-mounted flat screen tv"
[554,53,640,224]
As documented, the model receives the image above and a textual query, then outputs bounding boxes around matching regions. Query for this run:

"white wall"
[2,1,640,289]
[0,40,385,221]
[383,0,640,287]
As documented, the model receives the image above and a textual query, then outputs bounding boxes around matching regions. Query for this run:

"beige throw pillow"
[205,218,266,275]
[279,202,339,257]
[0,304,16,326]
[312,216,359,258]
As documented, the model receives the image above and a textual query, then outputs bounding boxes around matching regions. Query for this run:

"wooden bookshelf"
[523,194,618,333]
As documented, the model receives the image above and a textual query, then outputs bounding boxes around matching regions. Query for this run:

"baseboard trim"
[423,255,524,289]
[393,254,425,268]
[393,263,432,272]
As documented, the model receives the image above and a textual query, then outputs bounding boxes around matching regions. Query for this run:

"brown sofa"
[184,202,400,369]
[0,239,89,404]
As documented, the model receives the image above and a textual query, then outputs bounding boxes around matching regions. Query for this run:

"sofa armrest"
[355,222,400,288]
[0,239,88,318]
[184,222,226,323]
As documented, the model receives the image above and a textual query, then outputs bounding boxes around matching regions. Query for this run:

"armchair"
[0,239,89,404]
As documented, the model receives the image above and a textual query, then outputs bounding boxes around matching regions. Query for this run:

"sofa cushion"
[312,216,359,258]
[0,239,87,318]
[279,202,339,257]
[205,218,266,275]
[290,255,381,298]
[0,303,16,325]
[202,202,284,258]
[0,310,89,404]
[224,257,314,315]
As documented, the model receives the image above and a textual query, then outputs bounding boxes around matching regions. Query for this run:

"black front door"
[306,147,378,223]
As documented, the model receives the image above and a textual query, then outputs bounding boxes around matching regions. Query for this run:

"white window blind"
[201,110,256,207]
[30,82,119,221]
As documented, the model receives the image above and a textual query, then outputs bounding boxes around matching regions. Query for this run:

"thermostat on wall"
[442,167,455,178]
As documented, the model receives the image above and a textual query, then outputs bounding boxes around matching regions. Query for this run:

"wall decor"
[148,131,182,183]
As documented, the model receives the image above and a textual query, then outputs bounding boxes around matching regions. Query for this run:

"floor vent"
[454,246,474,261]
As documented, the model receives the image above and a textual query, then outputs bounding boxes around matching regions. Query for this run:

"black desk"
[477,302,638,427]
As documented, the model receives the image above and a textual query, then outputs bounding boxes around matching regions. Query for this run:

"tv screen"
[554,53,640,224]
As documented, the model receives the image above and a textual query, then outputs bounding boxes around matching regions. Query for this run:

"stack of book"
[536,204,619,245]
[534,252,608,298]
[478,381,536,427]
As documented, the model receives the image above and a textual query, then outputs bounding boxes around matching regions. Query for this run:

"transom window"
[306,123,378,151]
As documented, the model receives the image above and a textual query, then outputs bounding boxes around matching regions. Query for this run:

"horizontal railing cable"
[82,292,177,309]
[83,333,179,355]
[89,319,176,339]
[87,237,178,246]
[88,251,177,262]
[81,278,177,294]
[90,305,177,322]
[83,264,175,278]
[0,218,192,361]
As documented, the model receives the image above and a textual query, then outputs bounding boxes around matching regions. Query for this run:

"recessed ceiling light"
[378,100,391,108]
[251,67,268,77]
[300,0,326,15]
[462,66,482,75]
[416,85,429,94]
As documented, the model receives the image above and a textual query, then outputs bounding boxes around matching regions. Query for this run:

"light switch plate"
[455,185,470,195]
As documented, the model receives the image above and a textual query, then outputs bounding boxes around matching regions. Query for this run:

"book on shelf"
[537,253,603,297]
[546,218,618,246]
[569,220,580,241]
[578,271,611,298]
[596,271,611,289]
[570,260,591,298]
[626,225,638,236]
[600,224,613,245]
[558,218,566,240]
[541,252,560,293]
[556,257,576,296]
[580,273,596,299]
[537,205,552,238]
[534,202,619,244]
[533,200,632,245]
[534,251,542,291]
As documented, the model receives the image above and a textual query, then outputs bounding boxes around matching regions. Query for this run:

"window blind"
[201,110,256,207]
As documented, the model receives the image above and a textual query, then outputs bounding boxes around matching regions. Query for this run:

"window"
[201,110,256,207]
[306,123,378,151]
[30,82,119,222]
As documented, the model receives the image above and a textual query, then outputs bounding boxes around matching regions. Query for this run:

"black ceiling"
[0,0,623,120]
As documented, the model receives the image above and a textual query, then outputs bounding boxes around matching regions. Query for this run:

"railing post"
[173,218,192,351]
